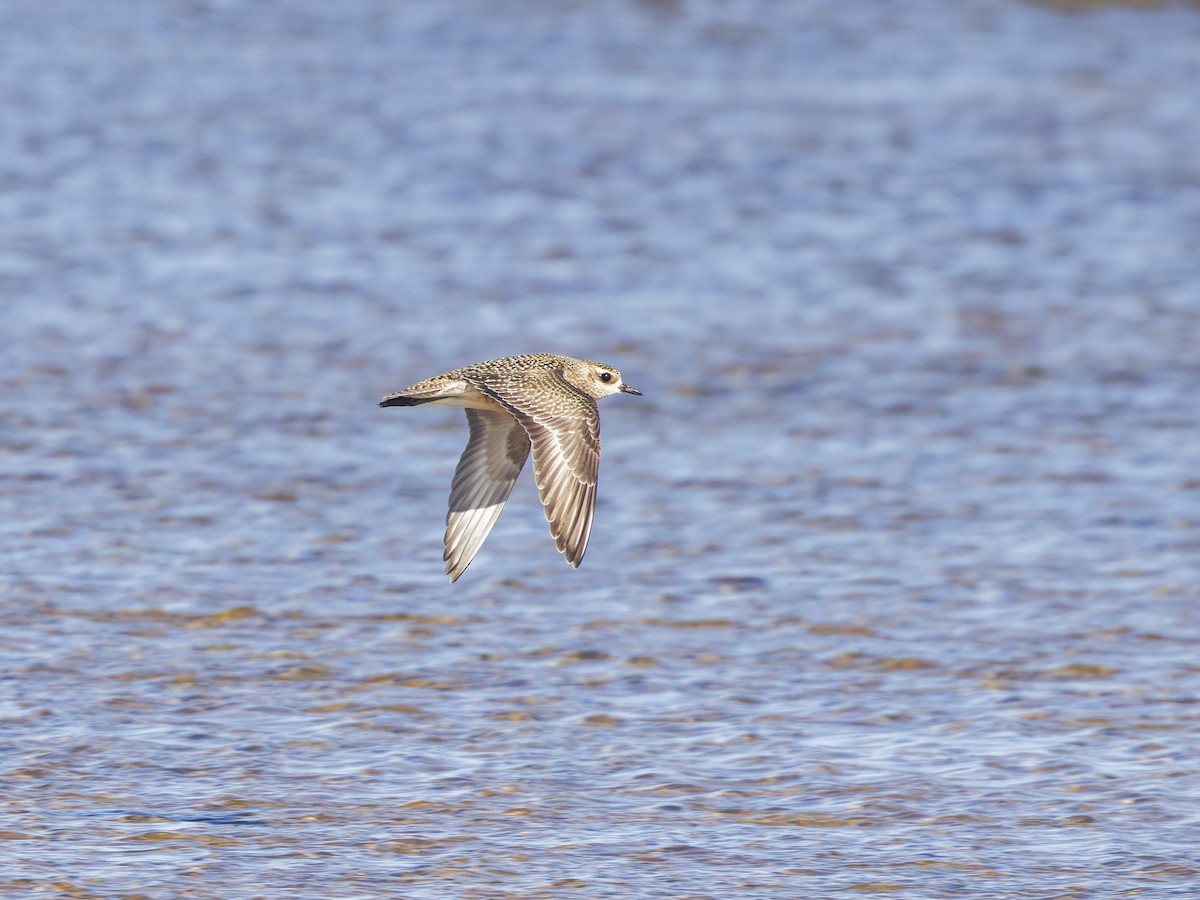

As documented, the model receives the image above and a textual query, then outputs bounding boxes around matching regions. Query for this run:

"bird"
[379,353,641,582]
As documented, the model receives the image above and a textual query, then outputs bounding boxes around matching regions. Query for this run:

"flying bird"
[379,353,641,582]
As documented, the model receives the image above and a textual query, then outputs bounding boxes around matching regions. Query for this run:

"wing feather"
[477,374,601,568]
[443,409,530,582]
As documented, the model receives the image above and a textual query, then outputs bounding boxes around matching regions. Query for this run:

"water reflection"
[4,0,1200,895]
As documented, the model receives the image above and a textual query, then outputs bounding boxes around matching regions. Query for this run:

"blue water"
[3,0,1200,896]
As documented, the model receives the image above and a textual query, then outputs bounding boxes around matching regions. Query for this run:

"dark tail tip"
[380,394,430,407]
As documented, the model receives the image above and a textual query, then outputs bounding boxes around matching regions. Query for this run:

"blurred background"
[3,0,1199,896]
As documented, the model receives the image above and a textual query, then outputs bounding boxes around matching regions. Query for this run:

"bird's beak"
[620,384,642,396]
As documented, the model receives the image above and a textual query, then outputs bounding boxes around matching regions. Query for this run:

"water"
[3,0,1200,896]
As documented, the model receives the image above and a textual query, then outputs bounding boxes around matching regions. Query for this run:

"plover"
[380,353,641,582]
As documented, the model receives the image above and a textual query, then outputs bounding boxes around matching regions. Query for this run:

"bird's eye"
[599,371,613,383]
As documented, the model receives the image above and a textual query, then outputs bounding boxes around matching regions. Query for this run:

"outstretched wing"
[480,373,600,568]
[444,409,531,582]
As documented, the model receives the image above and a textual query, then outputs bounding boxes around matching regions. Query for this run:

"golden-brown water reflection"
[4,571,1198,895]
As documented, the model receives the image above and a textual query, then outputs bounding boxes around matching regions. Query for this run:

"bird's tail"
[379,393,435,408]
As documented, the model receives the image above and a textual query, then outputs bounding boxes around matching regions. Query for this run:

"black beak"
[620,384,642,396]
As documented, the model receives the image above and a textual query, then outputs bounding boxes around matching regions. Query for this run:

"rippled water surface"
[3,1,1200,896]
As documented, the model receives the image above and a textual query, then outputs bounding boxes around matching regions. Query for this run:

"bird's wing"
[444,409,531,582]
[480,375,600,568]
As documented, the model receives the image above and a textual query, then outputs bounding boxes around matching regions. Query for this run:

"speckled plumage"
[379,354,641,582]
